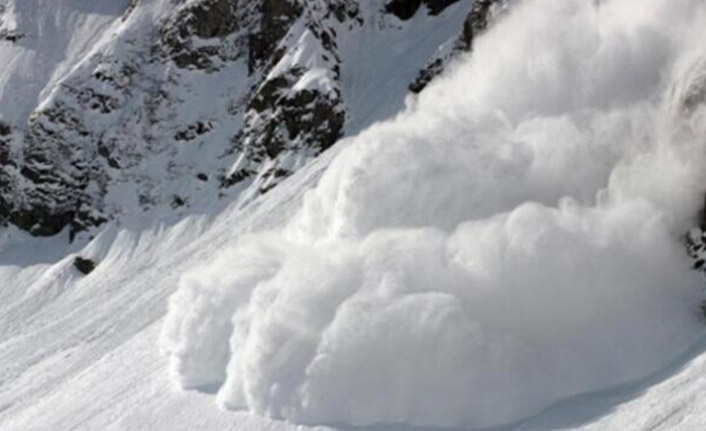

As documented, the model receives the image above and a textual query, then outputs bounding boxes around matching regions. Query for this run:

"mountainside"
[0,0,501,239]
[4,0,706,431]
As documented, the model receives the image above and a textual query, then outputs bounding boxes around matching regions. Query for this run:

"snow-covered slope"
[3,0,706,430]
[159,0,706,427]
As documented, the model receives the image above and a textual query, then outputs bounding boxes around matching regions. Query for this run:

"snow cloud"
[161,0,706,427]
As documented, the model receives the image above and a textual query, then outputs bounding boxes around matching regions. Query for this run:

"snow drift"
[162,0,706,428]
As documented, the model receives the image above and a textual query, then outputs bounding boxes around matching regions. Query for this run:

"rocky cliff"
[0,0,503,239]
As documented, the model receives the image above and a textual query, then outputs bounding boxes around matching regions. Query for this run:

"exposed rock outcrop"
[0,121,15,227]
[385,0,461,20]
[0,0,480,238]
[73,256,97,275]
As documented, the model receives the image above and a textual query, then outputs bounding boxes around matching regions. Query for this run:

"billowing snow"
[3,0,706,430]
[162,0,706,428]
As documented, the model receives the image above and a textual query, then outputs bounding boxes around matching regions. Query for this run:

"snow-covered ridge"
[0,0,483,239]
[3,0,706,430]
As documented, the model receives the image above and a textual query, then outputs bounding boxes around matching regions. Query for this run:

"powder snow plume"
[161,0,706,428]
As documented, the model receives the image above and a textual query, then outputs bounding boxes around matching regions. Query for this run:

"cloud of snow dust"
[161,0,706,427]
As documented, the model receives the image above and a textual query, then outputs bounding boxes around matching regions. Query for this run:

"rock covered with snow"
[0,0,487,237]
[3,1,706,430]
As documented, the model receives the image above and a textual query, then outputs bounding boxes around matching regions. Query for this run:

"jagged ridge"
[0,0,500,238]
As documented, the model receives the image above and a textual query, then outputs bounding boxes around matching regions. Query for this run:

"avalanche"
[162,0,706,428]
[3,0,706,430]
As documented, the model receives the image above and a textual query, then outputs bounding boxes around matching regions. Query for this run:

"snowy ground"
[4,0,706,430]
[1,146,706,431]
[0,147,334,431]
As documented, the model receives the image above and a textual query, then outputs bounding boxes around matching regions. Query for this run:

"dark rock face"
[248,0,304,73]
[409,57,445,93]
[159,0,243,70]
[225,70,345,191]
[159,0,304,72]
[154,0,340,195]
[18,108,103,237]
[182,0,239,39]
[0,0,479,238]
[4,48,138,237]
[73,256,97,275]
[2,0,348,237]
[219,0,353,192]
[0,122,15,226]
[385,0,423,20]
[426,0,463,15]
[0,114,93,237]
[459,0,501,49]
[385,0,461,20]
[175,121,213,142]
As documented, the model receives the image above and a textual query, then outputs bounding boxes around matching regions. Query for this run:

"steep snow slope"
[3,0,706,430]
[2,174,706,431]
[161,0,706,427]
[0,0,130,123]
[0,152,329,430]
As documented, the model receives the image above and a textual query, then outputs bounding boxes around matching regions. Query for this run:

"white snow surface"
[0,0,131,123]
[4,0,706,430]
